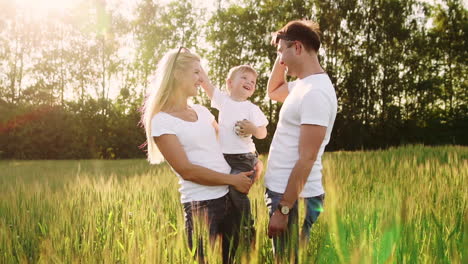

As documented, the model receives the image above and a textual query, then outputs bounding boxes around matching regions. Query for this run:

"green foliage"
[0,99,145,159]
[0,0,466,159]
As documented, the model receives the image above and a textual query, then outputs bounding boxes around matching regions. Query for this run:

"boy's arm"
[267,56,289,103]
[254,126,267,139]
[212,120,220,139]
[237,105,268,139]
[200,66,215,99]
[237,120,267,139]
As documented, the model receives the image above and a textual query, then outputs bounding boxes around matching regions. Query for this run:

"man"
[264,20,338,261]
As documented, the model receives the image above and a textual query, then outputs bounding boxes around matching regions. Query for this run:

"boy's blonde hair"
[226,65,258,81]
[142,48,200,164]
[225,65,258,93]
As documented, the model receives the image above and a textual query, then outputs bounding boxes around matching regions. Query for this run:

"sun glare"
[13,0,79,19]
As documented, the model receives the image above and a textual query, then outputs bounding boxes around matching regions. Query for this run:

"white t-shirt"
[212,88,268,154]
[151,104,230,203]
[264,74,337,197]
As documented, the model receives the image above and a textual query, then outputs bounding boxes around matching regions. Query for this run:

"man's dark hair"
[271,20,321,53]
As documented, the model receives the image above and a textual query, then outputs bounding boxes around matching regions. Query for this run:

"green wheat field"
[1,145,466,263]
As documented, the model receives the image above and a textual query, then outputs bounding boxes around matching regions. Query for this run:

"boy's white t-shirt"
[211,88,268,154]
[264,74,337,197]
[151,104,230,203]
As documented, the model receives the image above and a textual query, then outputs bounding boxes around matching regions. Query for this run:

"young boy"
[200,65,268,246]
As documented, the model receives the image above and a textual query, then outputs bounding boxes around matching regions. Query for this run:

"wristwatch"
[277,203,290,215]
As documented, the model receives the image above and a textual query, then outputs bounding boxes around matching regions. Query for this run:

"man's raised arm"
[267,56,289,102]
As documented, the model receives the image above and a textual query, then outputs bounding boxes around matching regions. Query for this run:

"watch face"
[280,205,289,215]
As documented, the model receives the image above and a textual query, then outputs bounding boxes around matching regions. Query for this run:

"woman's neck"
[164,97,189,113]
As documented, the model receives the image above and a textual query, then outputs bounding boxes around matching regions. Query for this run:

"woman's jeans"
[183,194,238,264]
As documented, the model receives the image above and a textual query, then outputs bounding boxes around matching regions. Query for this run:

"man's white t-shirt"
[151,104,230,203]
[264,73,337,197]
[212,88,268,154]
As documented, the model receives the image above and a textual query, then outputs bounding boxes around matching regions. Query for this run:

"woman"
[142,47,253,263]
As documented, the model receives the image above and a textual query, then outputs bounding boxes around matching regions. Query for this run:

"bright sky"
[8,0,221,100]
[10,0,223,21]
[11,0,466,28]
[13,0,78,18]
[109,0,221,19]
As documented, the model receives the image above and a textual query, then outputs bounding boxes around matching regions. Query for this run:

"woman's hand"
[231,171,254,194]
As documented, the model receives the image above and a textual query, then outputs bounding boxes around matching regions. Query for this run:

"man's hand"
[268,210,289,237]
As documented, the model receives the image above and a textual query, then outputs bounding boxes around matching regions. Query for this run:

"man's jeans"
[265,188,324,261]
[183,194,238,264]
[223,152,257,246]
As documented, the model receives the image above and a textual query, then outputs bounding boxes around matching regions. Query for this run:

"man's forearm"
[279,158,315,208]
[280,125,326,207]
[267,57,286,94]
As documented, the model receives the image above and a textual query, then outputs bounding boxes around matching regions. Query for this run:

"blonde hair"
[226,65,258,81]
[225,65,258,93]
[142,48,200,164]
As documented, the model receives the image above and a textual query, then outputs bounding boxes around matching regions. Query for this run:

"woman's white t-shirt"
[212,88,268,154]
[151,104,230,203]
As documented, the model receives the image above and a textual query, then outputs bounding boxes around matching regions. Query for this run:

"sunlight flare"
[13,0,80,19]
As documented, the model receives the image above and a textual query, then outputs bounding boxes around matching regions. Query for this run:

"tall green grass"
[0,145,466,263]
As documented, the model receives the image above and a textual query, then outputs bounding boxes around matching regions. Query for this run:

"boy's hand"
[236,119,257,137]
[199,66,209,83]
[199,66,214,98]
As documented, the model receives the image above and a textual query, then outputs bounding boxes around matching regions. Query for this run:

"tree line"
[0,0,466,159]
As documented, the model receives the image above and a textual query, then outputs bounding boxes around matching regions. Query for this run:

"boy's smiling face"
[227,71,257,101]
